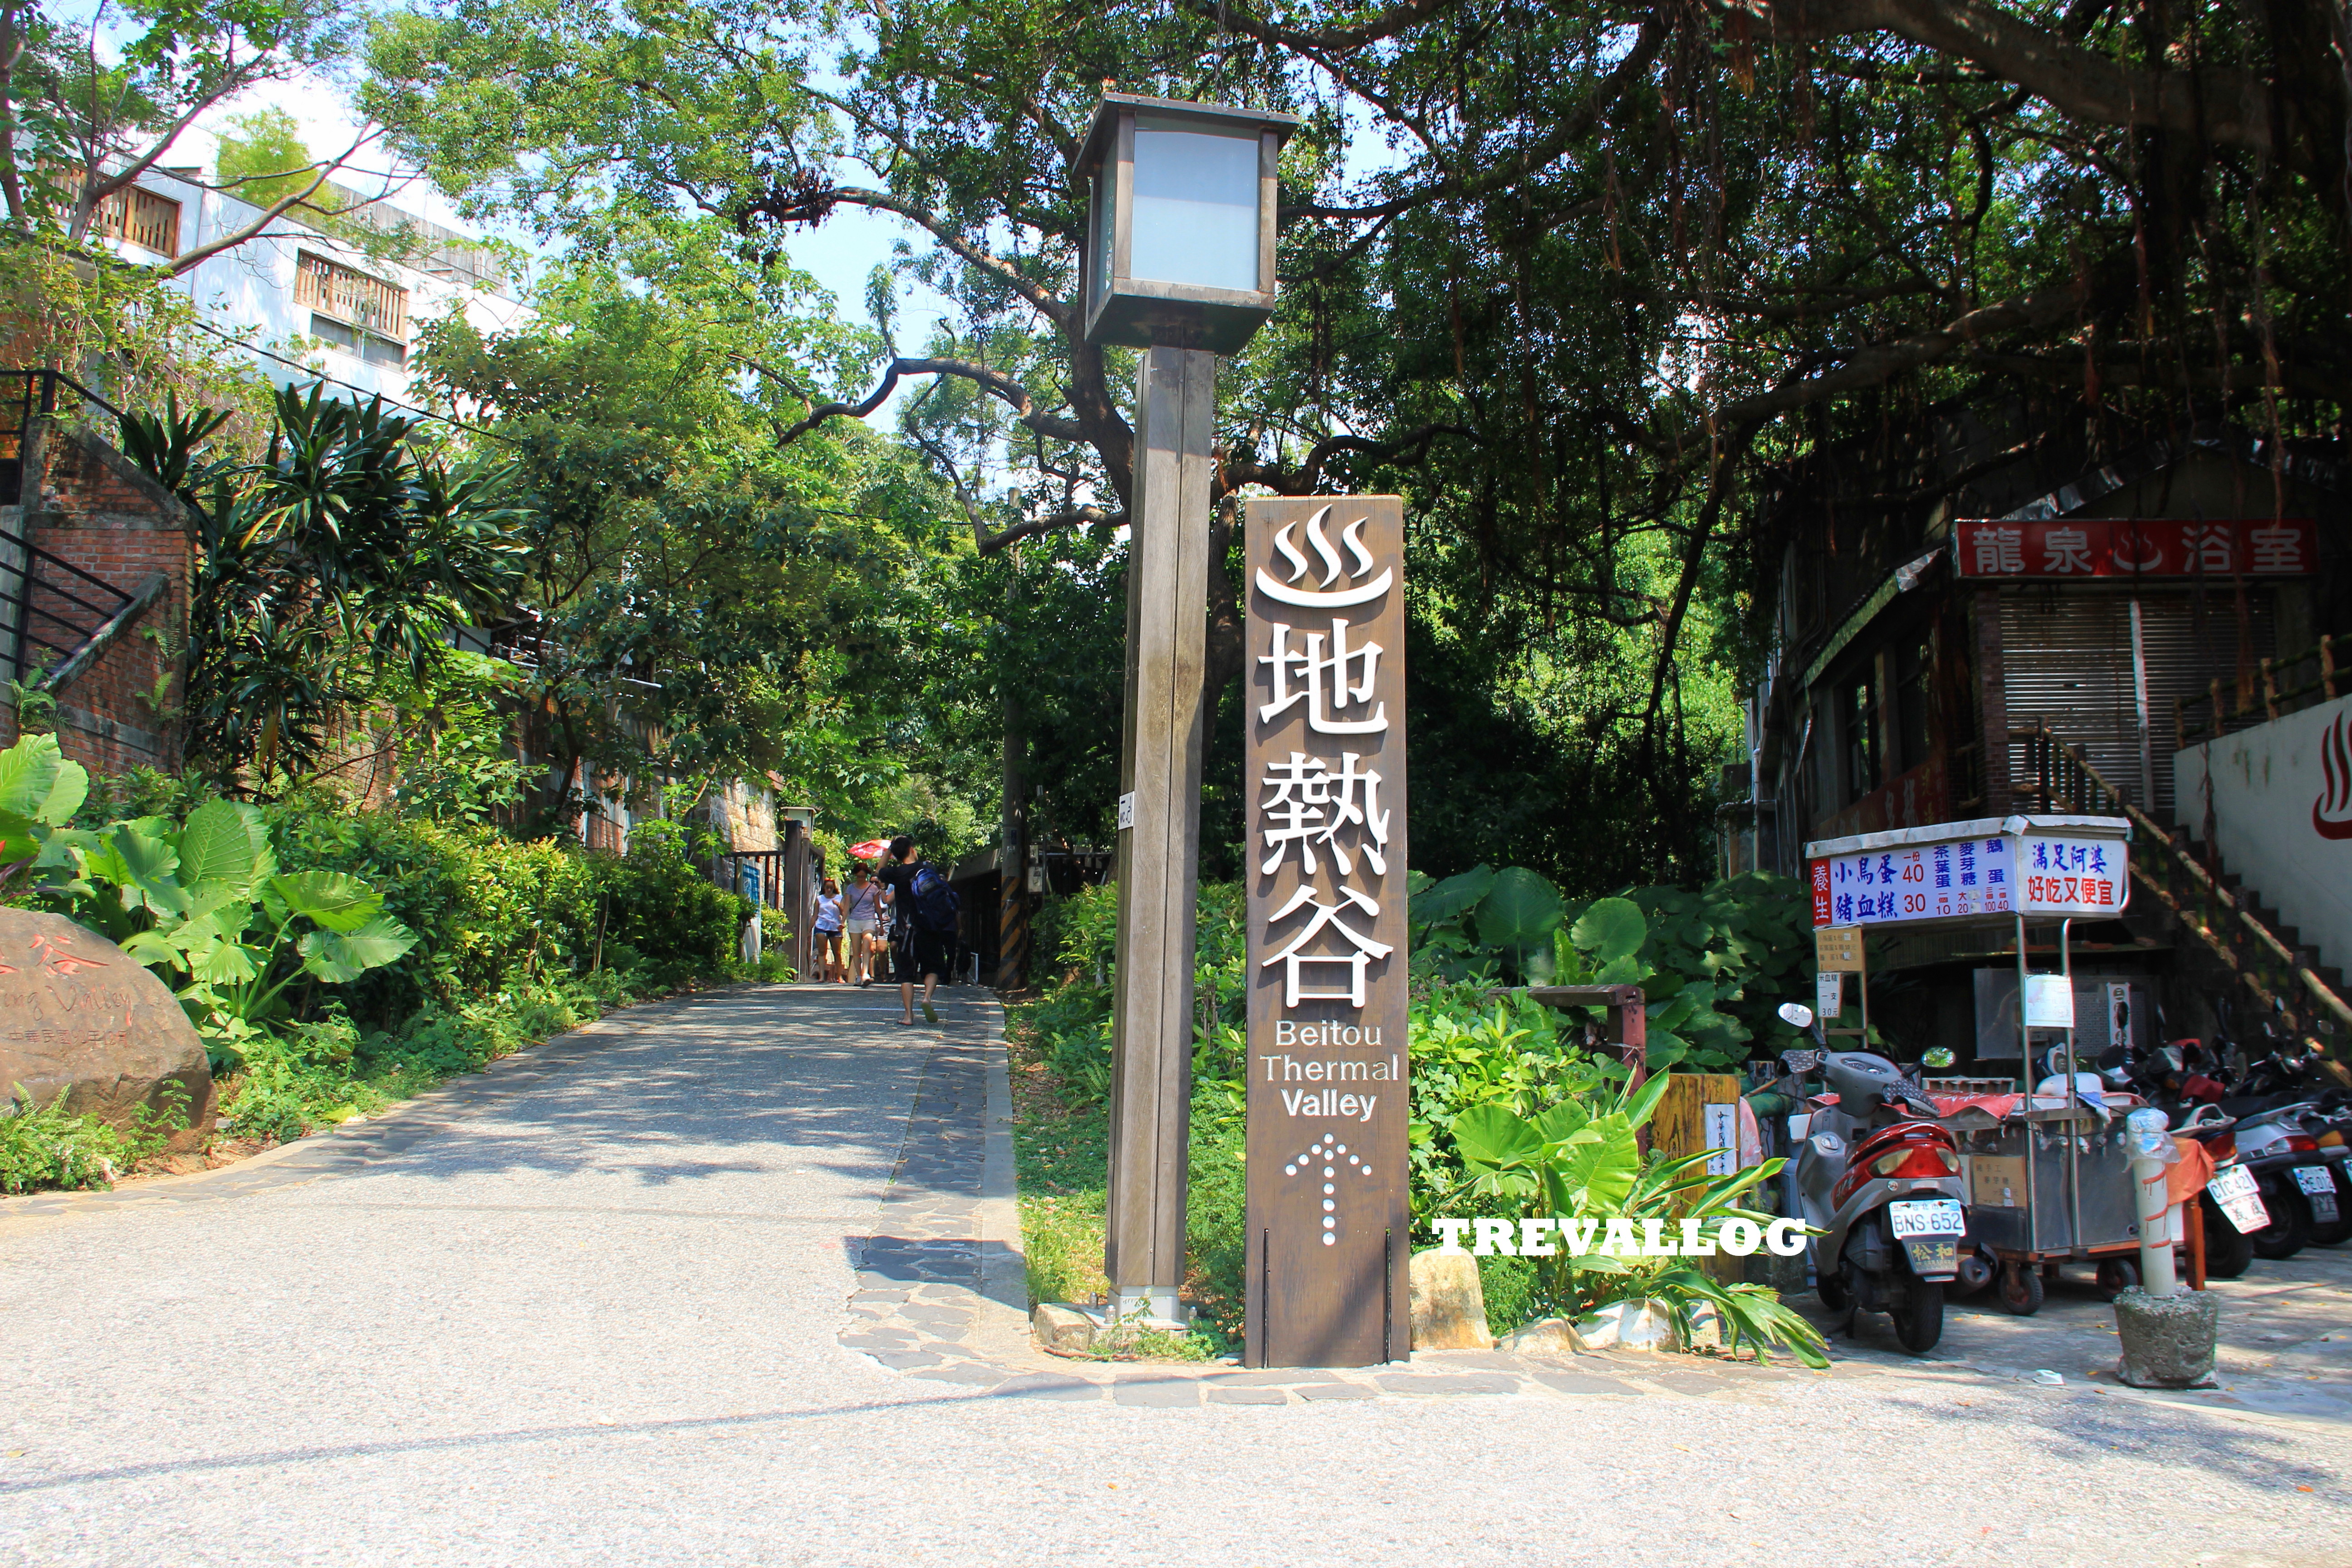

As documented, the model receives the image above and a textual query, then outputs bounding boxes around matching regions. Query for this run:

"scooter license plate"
[2293,1166,2341,1224]
[1899,1236,1961,1276]
[1888,1199,1965,1237]
[2208,1164,2271,1233]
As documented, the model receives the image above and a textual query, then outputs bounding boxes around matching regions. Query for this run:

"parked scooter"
[1780,1045,1966,1353]
[2103,1034,2339,1271]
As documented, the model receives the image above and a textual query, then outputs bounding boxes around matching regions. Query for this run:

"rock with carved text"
[0,908,212,1152]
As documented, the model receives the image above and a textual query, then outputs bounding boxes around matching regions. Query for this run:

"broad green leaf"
[1449,1102,1546,1171]
[1620,1068,1673,1130]
[1475,866,1563,951]
[191,939,261,985]
[1569,896,1646,962]
[107,824,184,914]
[269,870,384,933]
[1412,865,1495,929]
[0,807,39,866]
[1543,1114,1641,1215]
[0,733,83,822]
[176,800,271,892]
[297,914,418,983]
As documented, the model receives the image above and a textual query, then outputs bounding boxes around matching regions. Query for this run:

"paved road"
[4,985,2351,1568]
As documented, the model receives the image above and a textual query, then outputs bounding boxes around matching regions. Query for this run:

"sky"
[192,68,963,400]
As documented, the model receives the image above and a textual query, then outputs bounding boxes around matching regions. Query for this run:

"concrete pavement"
[4,984,2351,1567]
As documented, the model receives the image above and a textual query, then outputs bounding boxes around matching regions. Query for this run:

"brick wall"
[0,420,188,774]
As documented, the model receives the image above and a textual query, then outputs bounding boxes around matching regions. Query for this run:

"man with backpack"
[877,835,958,1026]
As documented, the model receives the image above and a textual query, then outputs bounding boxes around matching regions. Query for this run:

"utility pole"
[1102,345,1215,1323]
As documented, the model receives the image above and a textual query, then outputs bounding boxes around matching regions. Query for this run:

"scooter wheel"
[2200,1193,2257,1279]
[2095,1258,2139,1300]
[2252,1185,2311,1261]
[1893,1281,1945,1353]
[1999,1260,2044,1316]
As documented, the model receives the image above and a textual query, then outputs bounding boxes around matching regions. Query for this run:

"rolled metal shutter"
[2137,586,2274,820]
[2000,586,2274,818]
[2000,590,2140,808]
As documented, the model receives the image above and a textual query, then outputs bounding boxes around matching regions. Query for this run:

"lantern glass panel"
[1086,165,1110,315]
[1128,116,1259,293]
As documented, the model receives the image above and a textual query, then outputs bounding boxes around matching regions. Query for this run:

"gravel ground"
[4,984,2350,1568]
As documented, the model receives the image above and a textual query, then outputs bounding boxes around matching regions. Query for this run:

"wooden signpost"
[1242,495,1411,1367]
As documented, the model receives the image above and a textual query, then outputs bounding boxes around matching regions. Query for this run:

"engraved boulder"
[0,907,213,1152]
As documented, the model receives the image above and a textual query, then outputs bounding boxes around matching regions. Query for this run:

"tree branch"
[1717,0,2281,158]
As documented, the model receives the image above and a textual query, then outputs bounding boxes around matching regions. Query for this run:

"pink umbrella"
[848,839,889,860]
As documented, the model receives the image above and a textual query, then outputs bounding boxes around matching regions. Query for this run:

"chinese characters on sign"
[1808,828,2130,928]
[1244,498,1410,1368]
[1952,518,2318,579]
[1809,838,2015,927]
[2014,834,2131,916]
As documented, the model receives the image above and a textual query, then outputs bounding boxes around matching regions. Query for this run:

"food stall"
[1805,811,2156,1311]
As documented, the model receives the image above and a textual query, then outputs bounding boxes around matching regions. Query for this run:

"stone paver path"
[5,985,2352,1567]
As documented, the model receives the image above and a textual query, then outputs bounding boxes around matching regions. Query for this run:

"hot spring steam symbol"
[2317,708,2352,841]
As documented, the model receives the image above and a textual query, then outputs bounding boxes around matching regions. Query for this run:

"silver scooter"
[1779,1036,1967,1354]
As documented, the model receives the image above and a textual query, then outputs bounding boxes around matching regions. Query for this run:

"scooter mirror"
[1778,1002,1814,1029]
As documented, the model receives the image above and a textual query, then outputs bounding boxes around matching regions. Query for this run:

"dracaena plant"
[1,736,418,1068]
[1446,1072,1830,1368]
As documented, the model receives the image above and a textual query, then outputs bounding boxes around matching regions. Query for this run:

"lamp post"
[1079,93,1299,1324]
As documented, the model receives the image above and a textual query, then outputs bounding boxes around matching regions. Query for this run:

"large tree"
[364,0,2351,884]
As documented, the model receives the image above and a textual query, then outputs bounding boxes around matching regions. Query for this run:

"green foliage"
[1446,1083,1828,1367]
[122,386,526,794]
[1410,865,1813,1072]
[12,748,422,1068]
[1406,983,1607,1211]
[0,1083,187,1194]
[0,732,90,881]
[212,107,334,220]
[385,652,529,823]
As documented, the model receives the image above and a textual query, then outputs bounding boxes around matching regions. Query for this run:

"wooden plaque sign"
[1814,925,1865,974]
[1242,495,1410,1367]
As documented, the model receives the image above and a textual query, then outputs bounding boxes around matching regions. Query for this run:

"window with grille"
[95,186,181,257]
[294,251,410,366]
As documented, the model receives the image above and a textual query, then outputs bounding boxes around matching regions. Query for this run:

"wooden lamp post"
[1080,93,1299,1325]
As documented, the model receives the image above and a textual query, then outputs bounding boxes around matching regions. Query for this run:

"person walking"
[876,835,958,1025]
[841,865,882,985]
[813,877,846,983]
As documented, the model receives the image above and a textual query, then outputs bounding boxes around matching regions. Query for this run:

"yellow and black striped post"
[997,848,1028,991]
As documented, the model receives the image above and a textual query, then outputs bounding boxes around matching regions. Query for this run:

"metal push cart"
[1803,812,2155,1313]
[1938,1093,2152,1313]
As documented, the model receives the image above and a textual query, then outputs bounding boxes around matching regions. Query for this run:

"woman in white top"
[813,877,846,983]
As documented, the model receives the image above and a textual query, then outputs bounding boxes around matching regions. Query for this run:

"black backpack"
[908,864,961,934]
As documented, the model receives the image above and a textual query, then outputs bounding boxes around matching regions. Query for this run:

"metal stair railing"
[0,369,126,506]
[0,514,137,686]
[2014,724,2352,1058]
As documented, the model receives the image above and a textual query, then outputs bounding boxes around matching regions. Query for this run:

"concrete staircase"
[2014,725,2352,1065]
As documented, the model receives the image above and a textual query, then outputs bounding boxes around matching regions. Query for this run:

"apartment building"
[90,168,532,408]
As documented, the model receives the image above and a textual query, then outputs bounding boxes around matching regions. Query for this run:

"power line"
[178,314,514,444]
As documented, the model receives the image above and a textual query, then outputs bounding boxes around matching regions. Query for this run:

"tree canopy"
[342,0,2346,882]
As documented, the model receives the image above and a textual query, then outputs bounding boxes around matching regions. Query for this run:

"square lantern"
[1078,93,1300,355]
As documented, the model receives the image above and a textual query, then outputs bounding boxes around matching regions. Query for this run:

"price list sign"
[1243,496,1411,1368]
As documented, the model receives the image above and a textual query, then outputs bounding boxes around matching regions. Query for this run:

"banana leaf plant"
[0,734,90,887]
[1446,1072,1830,1367]
[28,789,416,1068]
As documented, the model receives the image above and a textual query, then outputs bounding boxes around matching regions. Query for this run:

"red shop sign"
[1953,518,2317,579]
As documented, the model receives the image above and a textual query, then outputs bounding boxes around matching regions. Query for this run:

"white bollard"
[2127,1108,2179,1296]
